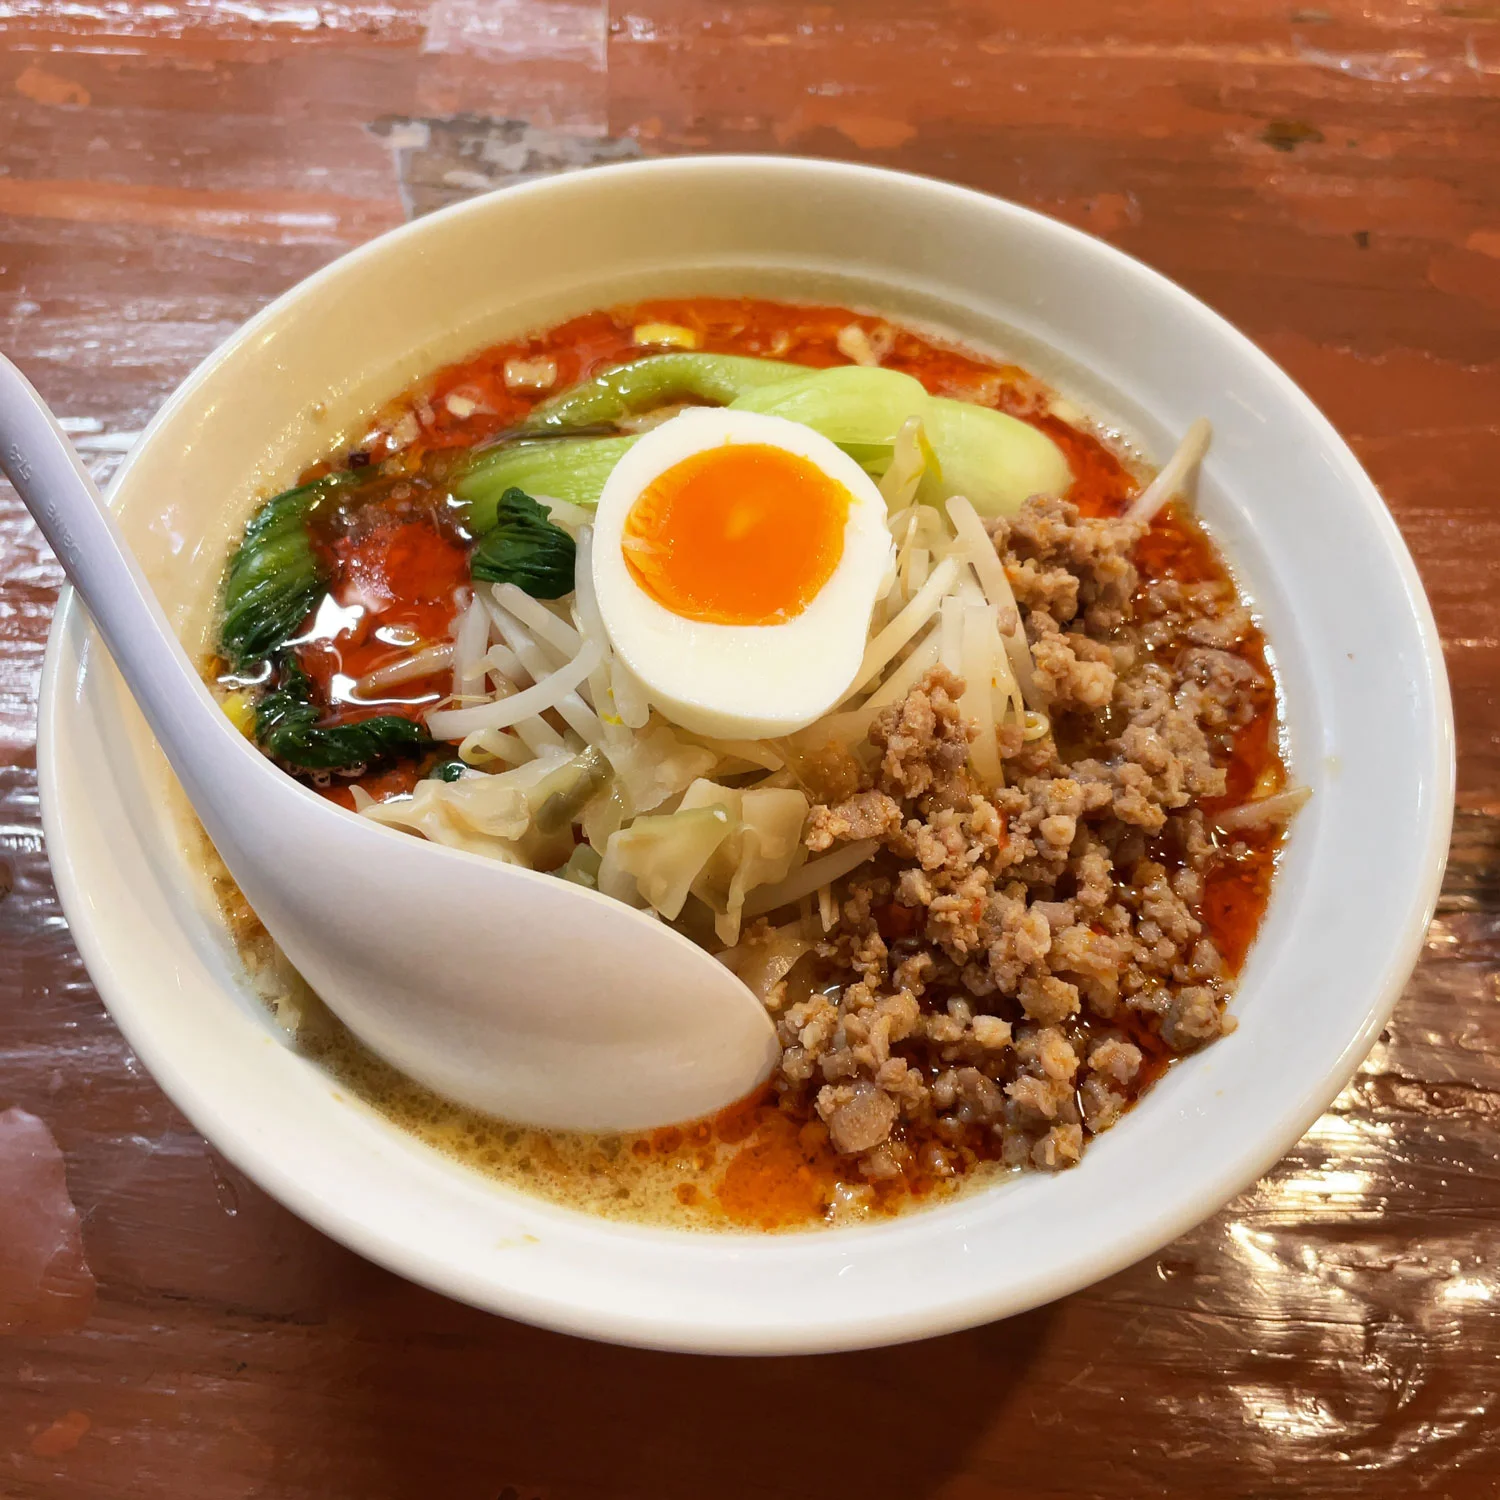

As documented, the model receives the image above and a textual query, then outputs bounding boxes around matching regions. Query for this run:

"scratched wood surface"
[1,2,1498,1496]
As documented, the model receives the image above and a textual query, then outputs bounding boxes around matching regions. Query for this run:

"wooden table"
[2,3,1498,1494]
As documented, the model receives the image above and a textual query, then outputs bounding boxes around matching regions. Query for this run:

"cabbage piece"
[720,918,819,1003]
[601,722,717,818]
[554,843,603,889]
[579,778,624,853]
[357,746,578,866]
[455,437,638,530]
[598,805,734,919]
[917,397,1071,517]
[526,353,802,431]
[359,781,527,862]
[529,746,613,834]
[679,780,810,946]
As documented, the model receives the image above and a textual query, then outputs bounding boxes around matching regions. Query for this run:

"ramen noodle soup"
[206,297,1300,1231]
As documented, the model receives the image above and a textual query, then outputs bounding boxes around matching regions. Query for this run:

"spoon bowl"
[0,352,779,1132]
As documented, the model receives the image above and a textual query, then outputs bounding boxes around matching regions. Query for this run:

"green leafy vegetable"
[917,397,1072,517]
[455,437,638,529]
[525,353,801,431]
[255,655,431,773]
[454,355,1072,528]
[731,364,933,447]
[428,759,468,782]
[468,488,577,597]
[220,472,361,668]
[837,441,897,475]
[732,366,1071,516]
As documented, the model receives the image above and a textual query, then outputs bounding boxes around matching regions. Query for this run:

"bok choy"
[454,436,638,531]
[916,397,1071,517]
[732,365,1071,516]
[255,655,431,772]
[524,353,802,431]
[468,488,577,597]
[452,354,1073,529]
[221,472,362,668]
[731,364,933,447]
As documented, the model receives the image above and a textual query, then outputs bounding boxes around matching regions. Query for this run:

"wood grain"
[1,1,1498,1495]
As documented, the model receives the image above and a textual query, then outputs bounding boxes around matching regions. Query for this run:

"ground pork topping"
[805,791,904,851]
[867,667,974,806]
[764,494,1267,1177]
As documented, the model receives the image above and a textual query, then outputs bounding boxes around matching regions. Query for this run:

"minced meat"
[771,495,1275,1178]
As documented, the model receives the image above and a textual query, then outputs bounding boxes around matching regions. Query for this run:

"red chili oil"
[265,297,1287,1230]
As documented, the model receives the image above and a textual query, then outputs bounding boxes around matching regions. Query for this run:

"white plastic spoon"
[0,353,779,1131]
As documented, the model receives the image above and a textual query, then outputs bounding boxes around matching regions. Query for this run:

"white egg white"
[592,407,895,740]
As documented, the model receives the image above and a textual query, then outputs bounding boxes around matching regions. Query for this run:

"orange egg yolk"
[622,442,850,626]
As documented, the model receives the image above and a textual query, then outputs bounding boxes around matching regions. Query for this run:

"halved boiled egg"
[592,407,895,739]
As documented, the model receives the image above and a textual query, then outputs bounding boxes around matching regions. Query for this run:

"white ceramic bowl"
[37,157,1453,1354]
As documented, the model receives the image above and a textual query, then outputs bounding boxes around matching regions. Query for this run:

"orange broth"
[248,298,1286,1231]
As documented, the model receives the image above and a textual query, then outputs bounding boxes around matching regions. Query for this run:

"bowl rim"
[37,153,1455,1353]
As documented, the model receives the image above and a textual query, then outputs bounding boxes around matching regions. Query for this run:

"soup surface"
[209,297,1292,1231]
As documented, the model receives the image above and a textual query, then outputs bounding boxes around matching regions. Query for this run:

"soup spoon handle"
[0,352,223,767]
